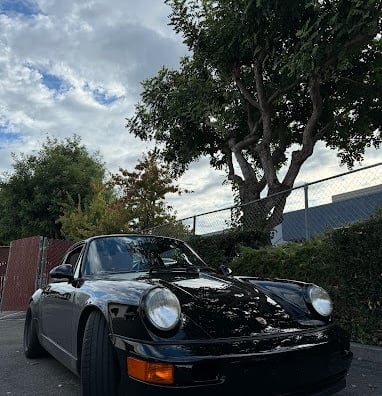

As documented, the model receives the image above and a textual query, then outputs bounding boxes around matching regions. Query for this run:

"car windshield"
[83,235,209,275]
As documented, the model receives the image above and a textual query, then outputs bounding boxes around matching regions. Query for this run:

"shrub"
[188,229,270,270]
[230,213,382,346]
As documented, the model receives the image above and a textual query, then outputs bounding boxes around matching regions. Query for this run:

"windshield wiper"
[203,267,216,272]
[149,266,200,274]
[94,269,147,276]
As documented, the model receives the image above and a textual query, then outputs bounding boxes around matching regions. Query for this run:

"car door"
[40,244,85,355]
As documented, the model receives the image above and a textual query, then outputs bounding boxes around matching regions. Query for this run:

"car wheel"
[24,308,45,358]
[80,310,119,396]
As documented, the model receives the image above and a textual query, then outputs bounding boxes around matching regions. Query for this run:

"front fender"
[29,288,43,317]
[236,276,330,324]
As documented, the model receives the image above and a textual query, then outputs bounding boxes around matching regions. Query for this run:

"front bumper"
[114,324,352,396]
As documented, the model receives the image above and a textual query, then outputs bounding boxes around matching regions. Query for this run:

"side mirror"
[219,264,233,277]
[49,264,73,280]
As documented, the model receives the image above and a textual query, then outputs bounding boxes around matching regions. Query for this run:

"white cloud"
[0,0,184,174]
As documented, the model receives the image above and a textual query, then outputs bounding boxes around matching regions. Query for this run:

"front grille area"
[218,347,352,396]
[192,361,219,383]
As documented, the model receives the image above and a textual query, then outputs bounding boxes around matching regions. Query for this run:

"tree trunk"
[231,176,292,236]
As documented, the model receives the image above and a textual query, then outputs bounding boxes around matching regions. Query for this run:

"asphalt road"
[0,311,381,396]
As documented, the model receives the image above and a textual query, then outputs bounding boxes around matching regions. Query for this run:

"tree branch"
[250,58,280,189]
[268,78,303,104]
[323,29,379,71]
[228,138,258,183]
[223,148,243,185]
[234,133,259,152]
[314,119,335,142]
[303,77,323,146]
[254,62,272,144]
[232,64,260,110]
[283,77,323,187]
[313,108,347,142]
[271,143,288,167]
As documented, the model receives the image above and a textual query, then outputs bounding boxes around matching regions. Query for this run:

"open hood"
[157,272,304,338]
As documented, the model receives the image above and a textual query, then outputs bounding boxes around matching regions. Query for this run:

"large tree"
[127,0,381,232]
[0,135,105,242]
[110,151,185,231]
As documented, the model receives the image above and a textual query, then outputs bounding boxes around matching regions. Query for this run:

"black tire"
[24,308,45,358]
[80,310,119,396]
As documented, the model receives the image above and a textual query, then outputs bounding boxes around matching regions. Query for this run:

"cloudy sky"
[0,0,380,222]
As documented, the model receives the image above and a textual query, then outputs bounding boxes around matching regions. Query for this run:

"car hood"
[155,272,304,338]
[93,271,308,338]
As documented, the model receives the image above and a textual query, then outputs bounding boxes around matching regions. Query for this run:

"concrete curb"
[351,342,382,364]
[0,311,25,320]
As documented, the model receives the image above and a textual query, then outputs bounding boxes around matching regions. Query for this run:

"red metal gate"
[0,237,73,311]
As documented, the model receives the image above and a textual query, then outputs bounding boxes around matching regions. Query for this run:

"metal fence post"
[192,216,196,235]
[35,236,48,290]
[304,184,310,241]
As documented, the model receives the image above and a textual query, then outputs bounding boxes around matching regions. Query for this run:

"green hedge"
[229,213,382,346]
[188,229,270,269]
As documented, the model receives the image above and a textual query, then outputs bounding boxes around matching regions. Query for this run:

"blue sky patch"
[83,83,124,106]
[0,0,42,17]
[41,71,71,94]
[0,126,22,146]
[92,89,122,105]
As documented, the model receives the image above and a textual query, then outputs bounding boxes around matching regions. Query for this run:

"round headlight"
[308,285,333,317]
[144,287,181,331]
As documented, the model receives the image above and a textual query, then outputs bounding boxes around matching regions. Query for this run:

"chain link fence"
[143,162,382,244]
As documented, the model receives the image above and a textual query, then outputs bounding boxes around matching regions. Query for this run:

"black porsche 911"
[24,234,352,396]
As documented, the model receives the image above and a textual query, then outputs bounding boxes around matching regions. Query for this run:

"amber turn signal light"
[127,357,175,385]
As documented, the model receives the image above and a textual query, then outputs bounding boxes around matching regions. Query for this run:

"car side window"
[82,238,135,275]
[67,251,80,266]
[64,245,84,278]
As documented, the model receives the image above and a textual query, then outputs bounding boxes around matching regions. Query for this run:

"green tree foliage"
[59,151,187,240]
[59,181,130,241]
[127,0,381,232]
[110,151,185,231]
[0,135,105,242]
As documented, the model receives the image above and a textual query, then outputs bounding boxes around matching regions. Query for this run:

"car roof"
[82,233,182,244]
